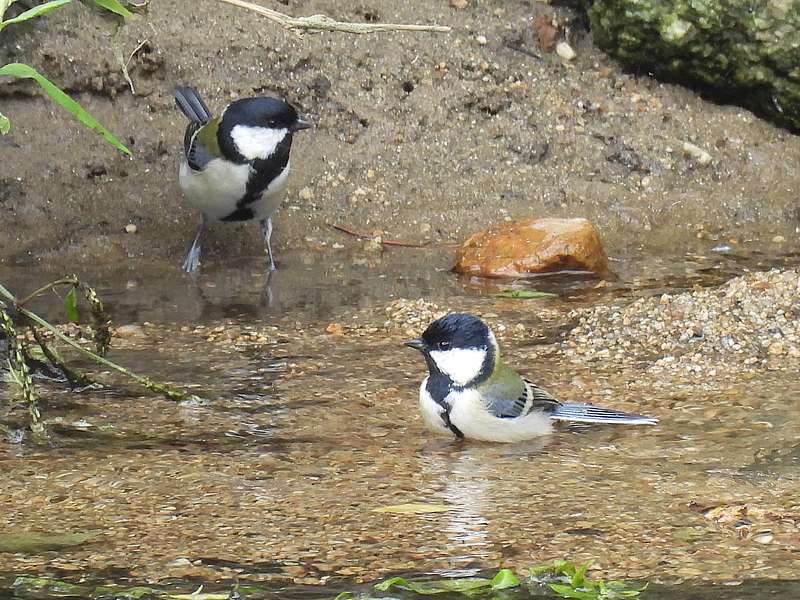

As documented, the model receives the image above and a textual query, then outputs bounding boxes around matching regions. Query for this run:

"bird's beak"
[291,117,312,132]
[403,338,426,352]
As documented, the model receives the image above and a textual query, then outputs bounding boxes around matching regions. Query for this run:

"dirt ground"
[1,0,799,268]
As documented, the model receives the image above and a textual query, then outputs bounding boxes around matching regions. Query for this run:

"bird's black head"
[223,97,311,132]
[421,313,491,352]
[404,313,496,388]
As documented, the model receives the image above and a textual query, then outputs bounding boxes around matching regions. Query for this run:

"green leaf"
[374,575,494,595]
[489,569,520,590]
[0,112,9,134]
[495,289,558,299]
[373,502,452,514]
[549,583,596,600]
[571,561,593,589]
[332,593,354,600]
[0,0,71,31]
[0,531,98,553]
[0,63,131,155]
[165,593,231,600]
[64,287,79,322]
[86,0,133,18]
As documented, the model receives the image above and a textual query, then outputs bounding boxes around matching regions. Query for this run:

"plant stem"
[217,0,451,34]
[1,307,48,441]
[16,276,78,306]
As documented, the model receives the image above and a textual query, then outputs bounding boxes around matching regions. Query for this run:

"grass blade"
[0,111,9,134]
[63,288,79,322]
[0,0,18,20]
[86,0,132,18]
[0,63,131,155]
[0,0,71,31]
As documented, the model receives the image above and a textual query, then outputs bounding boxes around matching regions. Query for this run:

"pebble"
[556,41,576,61]
[682,141,712,165]
[475,35,488,45]
[114,324,146,338]
[298,187,314,201]
[124,223,137,234]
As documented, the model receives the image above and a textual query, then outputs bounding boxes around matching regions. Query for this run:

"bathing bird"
[174,86,311,273]
[405,313,657,442]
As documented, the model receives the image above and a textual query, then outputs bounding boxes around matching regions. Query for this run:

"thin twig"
[126,38,149,68]
[331,224,431,248]
[218,0,451,34]
[30,325,94,388]
[17,276,78,306]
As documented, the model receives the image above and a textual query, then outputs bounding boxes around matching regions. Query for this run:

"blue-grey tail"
[174,86,212,124]
[550,403,658,426]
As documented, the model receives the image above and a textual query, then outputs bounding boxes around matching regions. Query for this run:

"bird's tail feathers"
[550,403,657,426]
[174,86,212,124]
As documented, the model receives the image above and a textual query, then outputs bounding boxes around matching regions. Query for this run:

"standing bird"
[405,313,657,442]
[174,87,311,273]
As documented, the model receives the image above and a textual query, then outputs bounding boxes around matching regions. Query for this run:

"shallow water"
[1,247,799,597]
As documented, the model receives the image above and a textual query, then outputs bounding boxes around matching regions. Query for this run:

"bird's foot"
[182,245,201,274]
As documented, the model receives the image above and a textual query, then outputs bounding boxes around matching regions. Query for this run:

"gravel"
[563,268,800,373]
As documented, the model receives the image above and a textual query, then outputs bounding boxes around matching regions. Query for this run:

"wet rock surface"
[589,0,800,131]
[454,217,609,278]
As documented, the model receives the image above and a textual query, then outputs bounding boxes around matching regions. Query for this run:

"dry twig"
[218,0,451,34]
[332,224,439,248]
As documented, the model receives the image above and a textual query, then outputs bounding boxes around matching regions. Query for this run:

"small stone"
[475,35,488,45]
[115,324,146,338]
[124,223,137,234]
[751,532,774,544]
[363,238,383,253]
[682,141,712,165]
[166,558,192,568]
[450,0,469,7]
[767,341,785,356]
[556,41,577,61]
[298,187,314,201]
[772,235,786,243]
[326,323,344,335]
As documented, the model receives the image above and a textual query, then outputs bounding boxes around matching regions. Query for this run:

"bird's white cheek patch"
[429,348,486,386]
[231,125,288,160]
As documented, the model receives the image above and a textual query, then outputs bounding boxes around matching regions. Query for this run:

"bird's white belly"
[250,163,290,220]
[418,378,451,436]
[178,160,290,222]
[448,389,553,443]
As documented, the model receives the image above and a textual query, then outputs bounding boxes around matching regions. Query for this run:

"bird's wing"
[522,378,561,413]
[478,363,559,419]
[184,118,219,171]
[174,87,212,125]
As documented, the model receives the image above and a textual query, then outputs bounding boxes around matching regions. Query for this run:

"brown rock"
[454,218,609,278]
[533,14,558,53]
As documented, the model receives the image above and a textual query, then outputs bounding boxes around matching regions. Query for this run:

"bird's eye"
[438,341,450,350]
[267,119,278,127]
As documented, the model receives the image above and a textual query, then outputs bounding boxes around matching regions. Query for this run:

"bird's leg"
[182,214,207,274]
[259,217,277,272]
